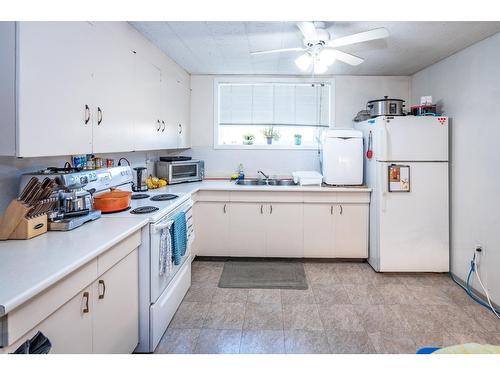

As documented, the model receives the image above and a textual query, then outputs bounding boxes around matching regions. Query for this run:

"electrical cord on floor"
[450,252,500,319]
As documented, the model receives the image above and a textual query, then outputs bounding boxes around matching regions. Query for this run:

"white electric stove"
[103,181,194,353]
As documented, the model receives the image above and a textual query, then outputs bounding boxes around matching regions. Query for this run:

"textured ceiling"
[130,21,500,75]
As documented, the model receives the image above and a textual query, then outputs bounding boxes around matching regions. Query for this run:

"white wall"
[411,32,500,305]
[181,74,410,177]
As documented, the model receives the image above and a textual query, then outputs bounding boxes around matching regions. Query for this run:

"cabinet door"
[1,289,93,354]
[133,56,162,151]
[303,204,334,258]
[334,204,369,258]
[16,22,94,157]
[91,25,135,153]
[176,78,191,148]
[160,72,180,149]
[193,202,230,256]
[265,203,303,258]
[92,250,139,354]
[229,203,267,257]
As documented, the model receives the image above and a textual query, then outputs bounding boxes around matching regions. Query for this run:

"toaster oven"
[155,160,204,184]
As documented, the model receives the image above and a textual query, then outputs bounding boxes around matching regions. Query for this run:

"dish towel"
[172,211,187,265]
[159,221,173,276]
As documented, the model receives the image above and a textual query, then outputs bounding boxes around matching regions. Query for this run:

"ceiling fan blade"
[250,47,305,55]
[326,27,389,48]
[326,49,364,66]
[296,21,317,41]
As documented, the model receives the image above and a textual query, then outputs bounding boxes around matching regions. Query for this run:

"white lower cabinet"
[303,204,335,258]
[334,204,369,258]
[1,248,139,354]
[92,250,139,354]
[193,202,230,256]
[265,203,303,258]
[229,203,267,257]
[194,193,369,259]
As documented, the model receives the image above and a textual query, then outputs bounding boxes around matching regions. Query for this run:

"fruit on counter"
[147,175,168,189]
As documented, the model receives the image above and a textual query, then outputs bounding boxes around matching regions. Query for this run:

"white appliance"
[321,129,363,185]
[355,116,449,272]
[102,180,194,352]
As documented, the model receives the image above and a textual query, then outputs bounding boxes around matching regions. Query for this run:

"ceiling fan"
[251,22,389,74]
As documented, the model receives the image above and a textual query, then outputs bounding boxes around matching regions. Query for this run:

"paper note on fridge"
[388,165,410,192]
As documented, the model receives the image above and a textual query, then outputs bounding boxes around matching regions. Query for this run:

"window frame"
[213,76,335,150]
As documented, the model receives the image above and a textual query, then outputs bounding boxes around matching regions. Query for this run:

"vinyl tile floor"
[154,260,500,354]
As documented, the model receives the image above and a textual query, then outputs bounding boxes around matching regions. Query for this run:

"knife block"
[0,199,47,240]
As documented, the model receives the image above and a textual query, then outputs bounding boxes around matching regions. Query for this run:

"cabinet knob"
[98,280,106,299]
[82,291,90,313]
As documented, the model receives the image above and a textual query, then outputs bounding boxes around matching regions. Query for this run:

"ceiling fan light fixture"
[319,49,337,66]
[295,52,312,71]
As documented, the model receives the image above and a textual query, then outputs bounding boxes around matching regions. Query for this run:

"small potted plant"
[294,133,302,146]
[242,133,255,145]
[262,127,280,145]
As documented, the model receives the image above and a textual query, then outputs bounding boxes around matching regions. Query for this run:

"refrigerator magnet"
[388,164,410,192]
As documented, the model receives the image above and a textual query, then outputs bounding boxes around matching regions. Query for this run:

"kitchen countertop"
[0,179,370,317]
[0,217,148,316]
[152,179,372,195]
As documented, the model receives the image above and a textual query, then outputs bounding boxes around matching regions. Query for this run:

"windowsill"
[213,144,320,151]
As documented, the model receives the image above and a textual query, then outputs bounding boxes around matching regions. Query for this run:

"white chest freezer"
[321,129,363,185]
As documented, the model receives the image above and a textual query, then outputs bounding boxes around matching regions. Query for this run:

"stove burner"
[150,194,179,202]
[101,206,131,214]
[129,206,159,215]
[131,193,150,200]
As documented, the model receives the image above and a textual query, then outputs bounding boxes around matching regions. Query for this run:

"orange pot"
[93,190,132,213]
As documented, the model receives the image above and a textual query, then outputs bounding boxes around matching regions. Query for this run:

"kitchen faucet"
[257,170,269,180]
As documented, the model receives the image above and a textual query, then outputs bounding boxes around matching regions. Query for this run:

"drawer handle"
[260,204,263,215]
[82,291,90,313]
[156,120,161,131]
[339,205,343,215]
[84,105,90,125]
[178,124,182,134]
[161,120,166,132]
[223,203,227,214]
[98,280,106,299]
[330,205,333,215]
[97,106,103,125]
[269,204,273,214]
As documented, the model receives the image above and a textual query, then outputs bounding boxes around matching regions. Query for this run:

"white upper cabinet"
[91,24,136,153]
[0,22,191,157]
[16,22,95,157]
[133,57,162,151]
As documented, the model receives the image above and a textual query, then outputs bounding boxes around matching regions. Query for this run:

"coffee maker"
[132,167,148,192]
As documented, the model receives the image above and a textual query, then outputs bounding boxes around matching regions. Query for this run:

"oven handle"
[153,220,174,232]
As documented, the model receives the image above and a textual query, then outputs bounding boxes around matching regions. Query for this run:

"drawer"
[193,190,230,202]
[97,230,141,276]
[4,259,97,346]
[230,191,303,203]
[303,191,370,203]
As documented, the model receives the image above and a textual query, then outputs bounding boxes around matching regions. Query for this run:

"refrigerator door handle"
[380,163,387,212]
[381,121,389,161]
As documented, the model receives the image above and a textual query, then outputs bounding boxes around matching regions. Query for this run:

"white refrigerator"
[355,116,449,272]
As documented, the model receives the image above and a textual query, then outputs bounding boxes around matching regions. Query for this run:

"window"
[214,78,334,149]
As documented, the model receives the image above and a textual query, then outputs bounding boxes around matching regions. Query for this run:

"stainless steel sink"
[235,179,297,186]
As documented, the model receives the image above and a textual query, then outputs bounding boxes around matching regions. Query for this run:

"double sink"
[235,179,297,186]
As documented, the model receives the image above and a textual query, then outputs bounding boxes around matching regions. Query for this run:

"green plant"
[242,133,255,141]
[262,127,280,141]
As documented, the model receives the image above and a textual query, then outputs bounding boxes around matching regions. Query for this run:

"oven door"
[149,200,193,302]
[169,162,200,183]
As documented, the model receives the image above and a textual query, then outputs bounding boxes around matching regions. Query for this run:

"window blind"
[218,83,330,127]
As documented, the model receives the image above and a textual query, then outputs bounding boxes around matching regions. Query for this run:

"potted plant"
[294,133,302,146]
[242,133,255,145]
[262,127,280,145]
